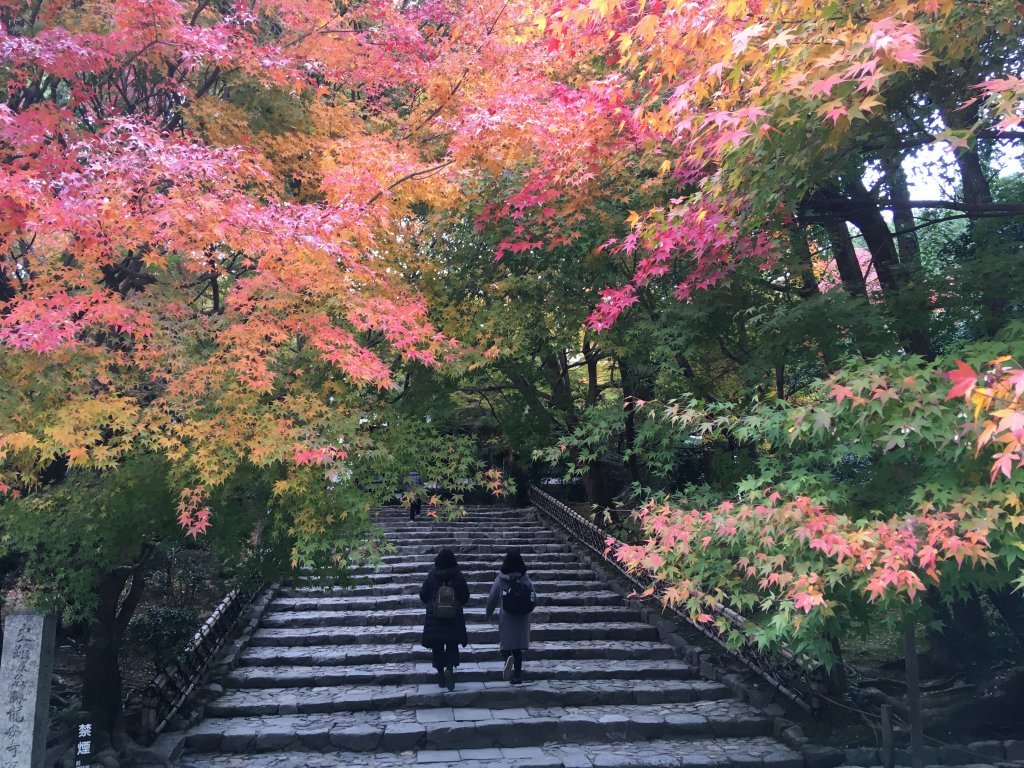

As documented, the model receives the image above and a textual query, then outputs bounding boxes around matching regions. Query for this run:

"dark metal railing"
[528,485,824,712]
[139,576,263,741]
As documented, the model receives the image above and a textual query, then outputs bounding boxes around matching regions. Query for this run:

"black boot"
[436,669,446,688]
[443,666,455,691]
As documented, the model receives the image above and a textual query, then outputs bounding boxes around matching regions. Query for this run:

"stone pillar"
[0,612,57,768]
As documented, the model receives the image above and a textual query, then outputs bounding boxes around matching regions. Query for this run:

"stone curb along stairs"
[157,504,806,768]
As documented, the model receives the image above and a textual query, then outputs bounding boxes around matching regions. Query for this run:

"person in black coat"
[419,547,470,690]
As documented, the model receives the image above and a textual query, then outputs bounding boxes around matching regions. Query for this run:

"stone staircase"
[171,505,803,768]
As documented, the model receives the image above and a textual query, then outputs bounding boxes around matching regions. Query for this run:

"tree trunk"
[989,585,1024,643]
[923,588,989,672]
[620,358,657,488]
[583,339,600,407]
[880,151,922,275]
[823,220,868,298]
[83,571,130,734]
[940,102,993,208]
[950,590,989,660]
[937,103,1008,333]
[788,225,821,298]
[82,551,151,735]
[581,462,612,507]
[827,636,849,693]
[843,177,933,359]
[540,350,573,412]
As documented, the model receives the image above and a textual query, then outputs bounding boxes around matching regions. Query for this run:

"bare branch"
[366,160,454,206]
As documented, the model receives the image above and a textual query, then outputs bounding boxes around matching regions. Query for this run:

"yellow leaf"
[724,0,747,17]
[636,14,659,43]
[67,446,89,465]
[858,95,884,113]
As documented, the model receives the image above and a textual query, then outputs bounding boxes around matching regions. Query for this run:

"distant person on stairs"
[485,549,536,685]
[419,547,470,691]
[405,469,423,521]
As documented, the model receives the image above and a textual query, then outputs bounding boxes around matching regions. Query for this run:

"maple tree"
[421,0,1023,381]
[0,0,523,734]
[603,344,1024,666]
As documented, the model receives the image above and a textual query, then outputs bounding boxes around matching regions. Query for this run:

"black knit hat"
[435,547,457,569]
[500,549,527,575]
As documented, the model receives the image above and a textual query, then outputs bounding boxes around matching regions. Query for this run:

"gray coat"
[485,572,535,650]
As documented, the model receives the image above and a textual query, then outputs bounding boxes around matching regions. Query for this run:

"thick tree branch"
[803,198,1024,220]
[366,160,453,205]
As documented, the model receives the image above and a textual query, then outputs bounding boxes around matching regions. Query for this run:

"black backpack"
[501,575,536,615]
[432,580,457,619]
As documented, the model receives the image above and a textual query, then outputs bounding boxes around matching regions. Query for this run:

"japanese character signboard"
[74,722,93,767]
[0,613,57,768]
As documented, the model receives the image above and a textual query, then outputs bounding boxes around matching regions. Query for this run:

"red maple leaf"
[991,450,1020,482]
[943,360,978,400]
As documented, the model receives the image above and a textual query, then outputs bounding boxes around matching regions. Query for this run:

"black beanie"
[435,547,457,569]
[500,549,527,575]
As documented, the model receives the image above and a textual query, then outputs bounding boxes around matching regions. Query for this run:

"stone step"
[380,521,554,531]
[247,621,661,647]
[178,737,802,768]
[179,699,773,754]
[237,639,682,667]
[345,559,579,577]
[266,591,623,612]
[374,510,537,523]
[382,532,560,541]
[279,579,603,598]
[380,528,553,538]
[283,573,596,594]
[334,568,597,583]
[382,524,551,533]
[378,516,543,526]
[225,658,699,688]
[249,626,663,651]
[259,606,641,628]
[349,543,574,561]
[374,551,576,565]
[382,531,554,542]
[207,678,731,717]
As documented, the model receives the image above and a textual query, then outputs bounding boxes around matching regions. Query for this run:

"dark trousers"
[502,648,523,673]
[410,498,421,520]
[431,642,459,669]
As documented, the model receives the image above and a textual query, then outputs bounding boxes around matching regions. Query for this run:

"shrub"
[126,608,197,671]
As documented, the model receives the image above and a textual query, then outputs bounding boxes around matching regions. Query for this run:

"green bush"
[126,607,197,670]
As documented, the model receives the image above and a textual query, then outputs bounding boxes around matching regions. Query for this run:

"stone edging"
[138,581,281,767]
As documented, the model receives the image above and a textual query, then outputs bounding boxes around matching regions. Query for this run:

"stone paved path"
[171,505,804,768]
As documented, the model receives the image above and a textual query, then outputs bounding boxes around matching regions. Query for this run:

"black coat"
[419,565,470,648]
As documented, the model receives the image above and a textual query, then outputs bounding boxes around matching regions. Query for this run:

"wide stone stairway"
[172,505,802,768]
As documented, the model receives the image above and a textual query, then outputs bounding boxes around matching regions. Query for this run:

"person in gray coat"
[485,549,536,684]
